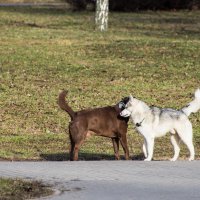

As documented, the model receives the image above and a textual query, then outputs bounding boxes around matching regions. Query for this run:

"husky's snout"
[120,109,131,117]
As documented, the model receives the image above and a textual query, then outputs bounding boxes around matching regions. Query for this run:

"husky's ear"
[194,88,200,99]
[129,94,134,102]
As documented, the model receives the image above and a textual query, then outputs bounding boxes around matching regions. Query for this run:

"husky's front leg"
[142,140,147,158]
[144,137,154,161]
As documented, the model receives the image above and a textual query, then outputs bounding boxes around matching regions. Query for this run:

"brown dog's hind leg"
[70,140,84,161]
[69,139,75,161]
[112,138,120,160]
[69,126,75,161]
[73,139,85,161]
[69,123,86,161]
[73,144,79,161]
[119,134,130,160]
[70,126,87,161]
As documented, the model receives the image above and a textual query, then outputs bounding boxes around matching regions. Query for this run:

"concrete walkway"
[0,161,200,200]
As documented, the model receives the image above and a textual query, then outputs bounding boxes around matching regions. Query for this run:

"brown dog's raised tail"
[58,90,76,120]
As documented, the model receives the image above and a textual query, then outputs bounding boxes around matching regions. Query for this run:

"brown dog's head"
[118,97,130,109]
[114,96,130,114]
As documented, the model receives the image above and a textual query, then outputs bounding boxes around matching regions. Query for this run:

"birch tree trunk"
[95,0,109,31]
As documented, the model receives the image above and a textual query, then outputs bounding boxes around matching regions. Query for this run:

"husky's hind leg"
[170,133,181,161]
[176,121,195,161]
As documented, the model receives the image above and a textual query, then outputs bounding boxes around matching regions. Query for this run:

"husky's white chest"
[136,120,173,138]
[135,123,156,138]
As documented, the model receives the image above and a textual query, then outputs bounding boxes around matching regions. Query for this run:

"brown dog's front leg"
[120,135,130,160]
[112,138,120,160]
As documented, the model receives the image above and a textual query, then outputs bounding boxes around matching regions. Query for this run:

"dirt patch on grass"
[0,178,53,200]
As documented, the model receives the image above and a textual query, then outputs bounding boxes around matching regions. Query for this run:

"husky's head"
[120,95,139,117]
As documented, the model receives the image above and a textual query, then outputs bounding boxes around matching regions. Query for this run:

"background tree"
[95,0,109,31]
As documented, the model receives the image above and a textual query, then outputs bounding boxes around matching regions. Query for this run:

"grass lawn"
[0,177,53,199]
[0,6,200,161]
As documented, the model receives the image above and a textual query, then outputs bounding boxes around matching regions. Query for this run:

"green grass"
[0,177,53,200]
[0,6,200,161]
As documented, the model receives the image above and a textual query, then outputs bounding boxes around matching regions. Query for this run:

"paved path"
[0,161,200,200]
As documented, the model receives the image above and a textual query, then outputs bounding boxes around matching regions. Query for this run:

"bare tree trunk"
[95,0,109,31]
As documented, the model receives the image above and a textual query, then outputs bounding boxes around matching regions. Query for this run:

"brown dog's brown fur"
[58,90,129,161]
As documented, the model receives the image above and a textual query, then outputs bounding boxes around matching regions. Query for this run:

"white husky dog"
[120,89,200,161]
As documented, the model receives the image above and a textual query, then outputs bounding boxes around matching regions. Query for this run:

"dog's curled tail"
[182,88,200,116]
[58,90,76,120]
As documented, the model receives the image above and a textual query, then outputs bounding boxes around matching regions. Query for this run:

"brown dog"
[58,90,129,161]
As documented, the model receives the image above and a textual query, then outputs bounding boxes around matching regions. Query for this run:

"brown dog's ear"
[121,96,129,104]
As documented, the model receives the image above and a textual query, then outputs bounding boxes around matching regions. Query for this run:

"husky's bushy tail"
[58,90,76,120]
[182,88,200,116]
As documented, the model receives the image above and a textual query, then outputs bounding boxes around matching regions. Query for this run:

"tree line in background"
[66,0,200,11]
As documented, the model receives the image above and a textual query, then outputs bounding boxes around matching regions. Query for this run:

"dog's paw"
[170,158,177,162]
[144,158,151,161]
[188,157,194,161]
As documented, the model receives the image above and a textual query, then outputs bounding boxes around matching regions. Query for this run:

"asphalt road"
[0,161,200,200]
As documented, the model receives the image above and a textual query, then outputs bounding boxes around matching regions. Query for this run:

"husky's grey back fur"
[150,106,184,121]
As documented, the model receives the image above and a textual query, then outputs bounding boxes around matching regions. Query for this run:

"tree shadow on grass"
[0,5,77,16]
[0,6,87,30]
[40,152,144,161]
